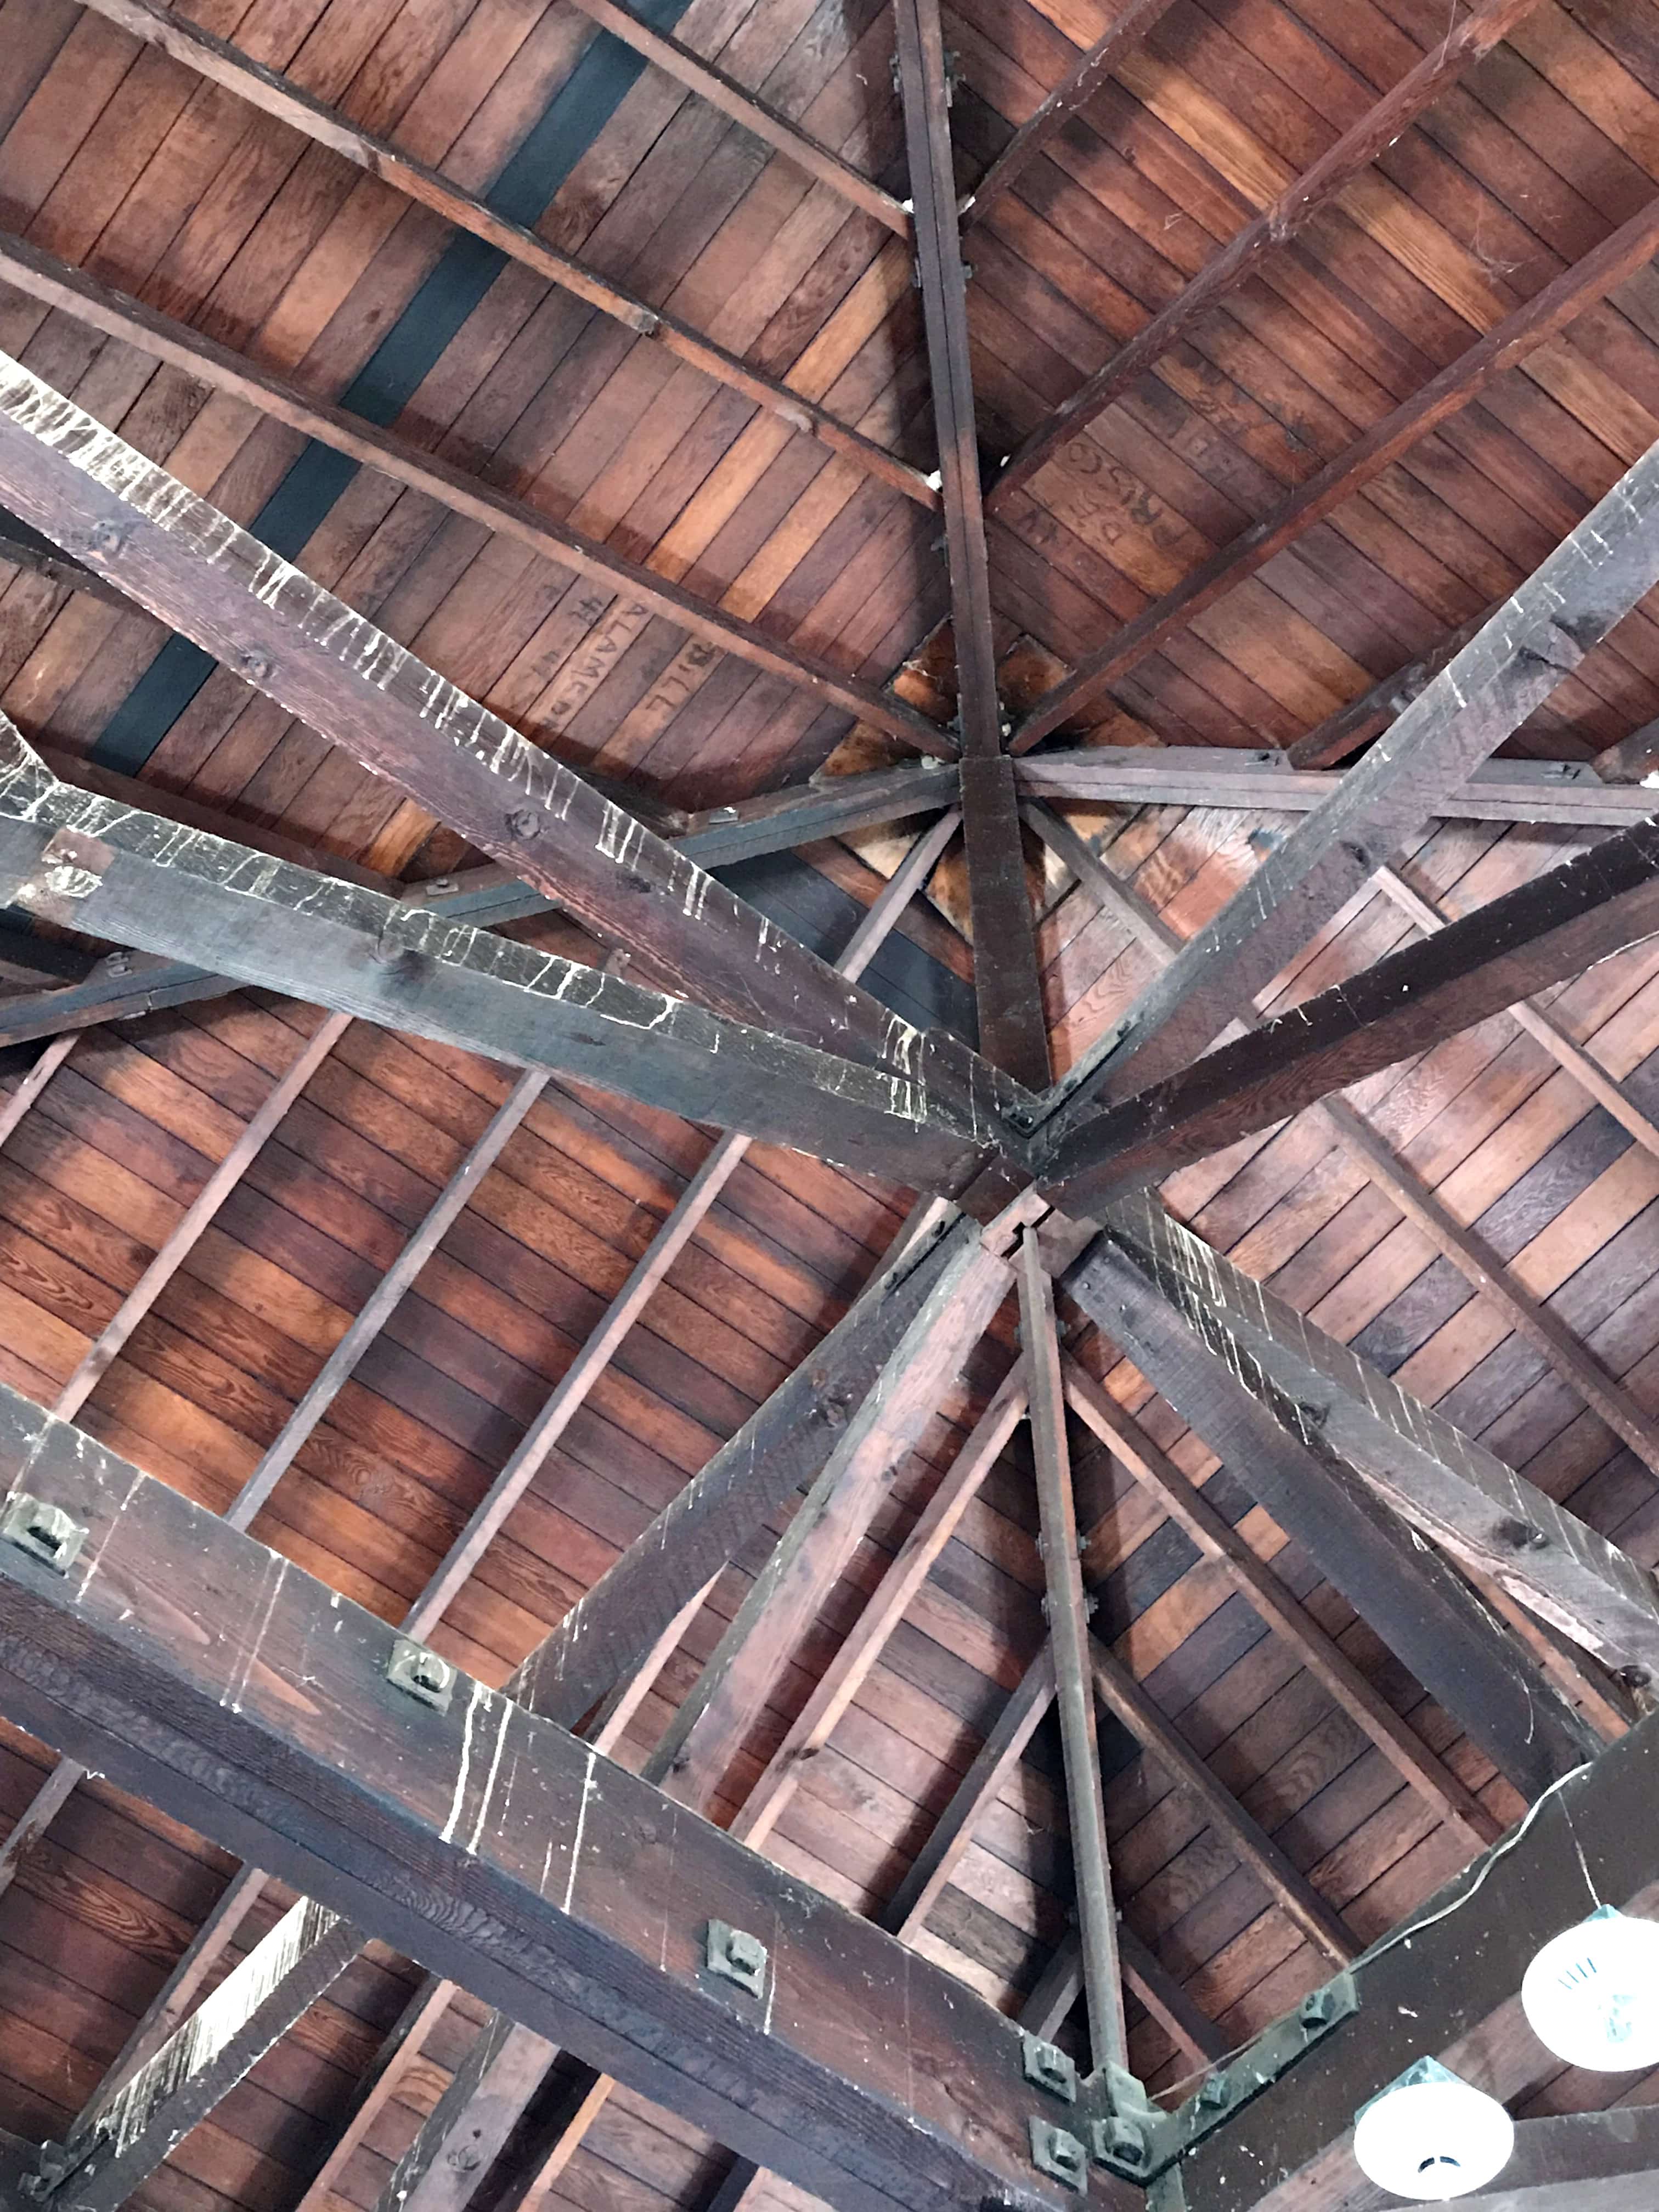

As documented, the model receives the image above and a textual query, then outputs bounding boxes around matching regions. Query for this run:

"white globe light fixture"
[1521,1906,1659,2071]
[1351,2059,1515,2202]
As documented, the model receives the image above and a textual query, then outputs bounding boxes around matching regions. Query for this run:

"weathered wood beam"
[0,735,1007,1196]
[1014,748,1659,827]
[1101,1198,1659,1675]
[991,0,1538,501]
[1017,1234,1127,2068]
[44,1900,363,2212]
[1062,1358,1502,1847]
[558,0,910,232]
[1456,2106,1659,2212]
[1285,610,1494,770]
[1373,862,1659,1162]
[1030,436,1659,1121]
[1062,1232,1602,1800]
[1037,815,1659,1207]
[1012,193,1659,749]
[58,5,934,511]
[961,0,1178,229]
[1161,1711,1659,2212]
[961,755,1052,1086]
[732,1362,1028,1849]
[0,1387,1116,2212]
[1088,1636,1357,1964]
[0,516,129,609]
[647,1235,1013,1805]
[0,234,948,754]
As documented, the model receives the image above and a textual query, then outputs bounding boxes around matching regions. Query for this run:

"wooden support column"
[1039,815,1659,1207]
[1029,432,1659,1119]
[1012,191,1659,749]
[54,8,935,511]
[0,1390,1109,2212]
[1017,1234,1127,2070]
[961,0,1178,229]
[1062,1235,1602,1801]
[991,0,1538,501]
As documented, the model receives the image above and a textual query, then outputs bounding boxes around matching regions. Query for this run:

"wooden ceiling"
[3,1,1659,2210]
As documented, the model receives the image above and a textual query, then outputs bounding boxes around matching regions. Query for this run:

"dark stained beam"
[0,237,953,756]
[1013,749,1659,826]
[0,733,1006,1195]
[1457,2106,1659,2212]
[891,0,1051,1085]
[0,1385,1121,2212]
[43,1904,363,2212]
[1061,1233,1601,1801]
[558,0,910,232]
[1100,1198,1659,1675]
[990,0,1538,501]
[1017,1234,1127,2068]
[1028,433,1659,1121]
[59,4,935,511]
[1036,815,1659,1209]
[1154,1713,1659,2212]
[961,0,1179,230]
[1012,191,1659,749]
[1285,610,1494,770]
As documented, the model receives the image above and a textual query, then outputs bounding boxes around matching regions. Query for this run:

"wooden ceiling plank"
[0,233,956,765]
[1012,191,1659,752]
[42,1901,364,2212]
[1100,1198,1659,1677]
[1062,1357,1503,1849]
[1156,1715,1659,2212]
[64,0,936,514]
[1039,815,1659,1206]
[0,736,1003,1194]
[891,0,1051,1086]
[961,0,1180,232]
[1087,1633,1358,1965]
[1017,1231,1128,2069]
[1113,1924,1227,2069]
[1030,433,1659,1120]
[0,1387,1112,2212]
[990,0,1540,504]
[1061,1233,1602,1802]
[559,0,911,235]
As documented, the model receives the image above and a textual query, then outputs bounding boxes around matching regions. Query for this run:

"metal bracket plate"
[704,1920,768,1999]
[2,1493,88,1575]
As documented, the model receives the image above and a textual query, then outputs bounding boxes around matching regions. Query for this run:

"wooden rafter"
[65,0,936,511]
[0,240,951,753]
[1012,192,1659,750]
[990,0,1539,503]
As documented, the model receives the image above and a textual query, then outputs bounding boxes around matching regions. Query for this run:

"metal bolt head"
[1027,2119,1087,2193]
[1299,1984,1339,2032]
[2,1493,88,1575]
[506,806,543,840]
[237,648,274,682]
[386,1635,455,1712]
[86,520,126,558]
[705,1919,768,1998]
[1020,2031,1078,2103]
[1196,2069,1233,2111]
[1091,2116,1150,2172]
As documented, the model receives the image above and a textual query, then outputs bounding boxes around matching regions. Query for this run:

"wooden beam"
[1160,1714,1659,2212]
[558,0,909,233]
[646,1232,1013,1805]
[961,0,1178,229]
[0,736,1006,1197]
[1012,191,1659,749]
[1087,1636,1357,1964]
[1013,749,1659,827]
[58,4,934,512]
[1099,1198,1659,1675]
[1062,1358,1502,1848]
[1062,1232,1602,1801]
[0,517,129,609]
[1017,1234,1127,2068]
[1456,2106,1659,2212]
[44,1901,363,2212]
[1037,815,1659,1208]
[1285,611,1494,770]
[990,0,1538,501]
[961,755,1052,1086]
[0,1387,1117,2212]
